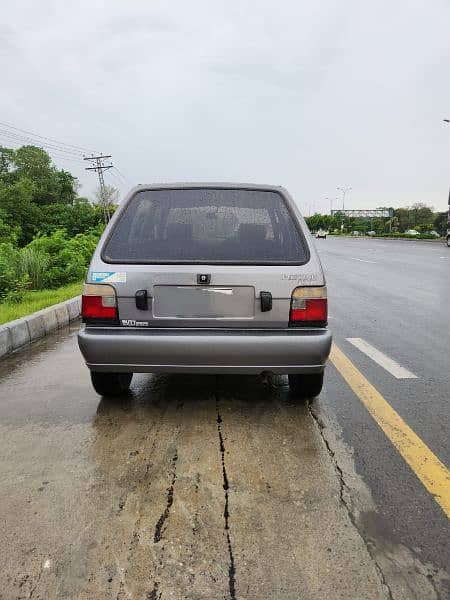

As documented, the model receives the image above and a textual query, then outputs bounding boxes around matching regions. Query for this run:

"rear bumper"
[78,326,332,374]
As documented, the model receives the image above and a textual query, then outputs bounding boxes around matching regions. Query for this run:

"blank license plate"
[153,286,255,319]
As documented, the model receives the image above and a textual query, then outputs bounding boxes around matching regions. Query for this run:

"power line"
[0,120,95,154]
[0,127,84,157]
[1,121,131,200]
[105,169,123,186]
[0,138,87,168]
[0,128,85,159]
[112,165,130,184]
[84,154,113,223]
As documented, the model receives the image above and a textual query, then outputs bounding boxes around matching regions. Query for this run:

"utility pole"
[83,154,113,223]
[337,186,352,232]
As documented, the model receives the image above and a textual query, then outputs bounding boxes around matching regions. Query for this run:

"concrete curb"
[0,296,81,360]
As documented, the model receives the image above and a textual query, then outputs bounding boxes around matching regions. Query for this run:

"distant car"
[427,230,440,238]
[78,183,332,400]
[404,229,419,235]
[316,229,327,239]
[367,230,376,236]
[351,231,360,237]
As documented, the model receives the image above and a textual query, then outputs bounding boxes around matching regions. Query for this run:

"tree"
[0,177,41,244]
[0,145,80,244]
[409,203,434,231]
[0,208,21,244]
[392,204,433,232]
[305,213,340,232]
[0,146,16,179]
[38,198,105,237]
[14,145,52,179]
[94,184,119,206]
[433,212,449,236]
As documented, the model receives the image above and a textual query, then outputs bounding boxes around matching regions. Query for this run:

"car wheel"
[447,236,450,247]
[90,372,133,396]
[288,373,324,400]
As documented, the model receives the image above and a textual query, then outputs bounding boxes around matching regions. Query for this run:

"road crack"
[147,581,161,599]
[154,444,179,543]
[215,385,237,600]
[308,402,395,600]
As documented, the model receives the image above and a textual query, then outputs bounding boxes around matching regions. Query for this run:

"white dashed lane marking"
[350,258,377,264]
[346,338,418,379]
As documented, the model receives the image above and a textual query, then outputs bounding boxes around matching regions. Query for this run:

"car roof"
[127,182,288,193]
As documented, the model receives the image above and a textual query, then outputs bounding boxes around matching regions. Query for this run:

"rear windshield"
[102,188,308,264]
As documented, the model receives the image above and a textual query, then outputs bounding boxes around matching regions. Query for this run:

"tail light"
[289,286,327,326]
[82,283,118,322]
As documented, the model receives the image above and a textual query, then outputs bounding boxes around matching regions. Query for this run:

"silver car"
[78,183,332,399]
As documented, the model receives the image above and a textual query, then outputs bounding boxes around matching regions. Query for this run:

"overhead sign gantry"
[331,209,393,218]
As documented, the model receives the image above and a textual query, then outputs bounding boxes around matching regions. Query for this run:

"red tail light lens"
[82,284,117,321]
[289,286,327,325]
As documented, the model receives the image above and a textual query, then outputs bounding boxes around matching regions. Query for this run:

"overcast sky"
[2,0,450,213]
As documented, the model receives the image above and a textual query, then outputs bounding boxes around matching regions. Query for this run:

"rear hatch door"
[97,187,323,328]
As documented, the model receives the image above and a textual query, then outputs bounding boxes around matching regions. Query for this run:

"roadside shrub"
[0,227,102,300]
[0,243,51,300]
[38,200,105,238]
[0,242,21,299]
[3,276,30,303]
[17,246,49,290]
[26,228,101,288]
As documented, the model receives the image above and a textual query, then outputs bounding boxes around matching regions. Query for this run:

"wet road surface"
[0,237,449,599]
[0,325,389,599]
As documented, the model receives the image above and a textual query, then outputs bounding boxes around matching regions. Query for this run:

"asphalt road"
[316,237,450,592]
[0,236,449,599]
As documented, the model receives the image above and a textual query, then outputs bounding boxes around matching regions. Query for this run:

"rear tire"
[90,372,133,396]
[447,236,450,247]
[288,373,324,400]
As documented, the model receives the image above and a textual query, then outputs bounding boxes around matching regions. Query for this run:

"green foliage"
[433,212,449,236]
[305,214,338,232]
[0,176,41,244]
[0,209,21,244]
[17,247,49,289]
[0,242,21,299]
[0,228,101,300]
[0,281,82,325]
[0,144,83,245]
[10,145,76,206]
[26,229,100,288]
[0,144,106,305]
[38,199,105,237]
[306,202,445,236]
[13,145,52,179]
[0,147,16,179]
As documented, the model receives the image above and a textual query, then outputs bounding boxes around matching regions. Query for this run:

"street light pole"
[443,120,450,235]
[337,186,352,231]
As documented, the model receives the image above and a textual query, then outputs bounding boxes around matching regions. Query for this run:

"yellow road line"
[330,343,450,518]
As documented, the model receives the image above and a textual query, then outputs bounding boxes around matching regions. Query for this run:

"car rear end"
[78,184,332,396]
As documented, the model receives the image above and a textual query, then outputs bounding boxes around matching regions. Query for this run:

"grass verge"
[0,281,83,326]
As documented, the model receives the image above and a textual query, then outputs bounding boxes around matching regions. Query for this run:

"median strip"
[330,343,450,519]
